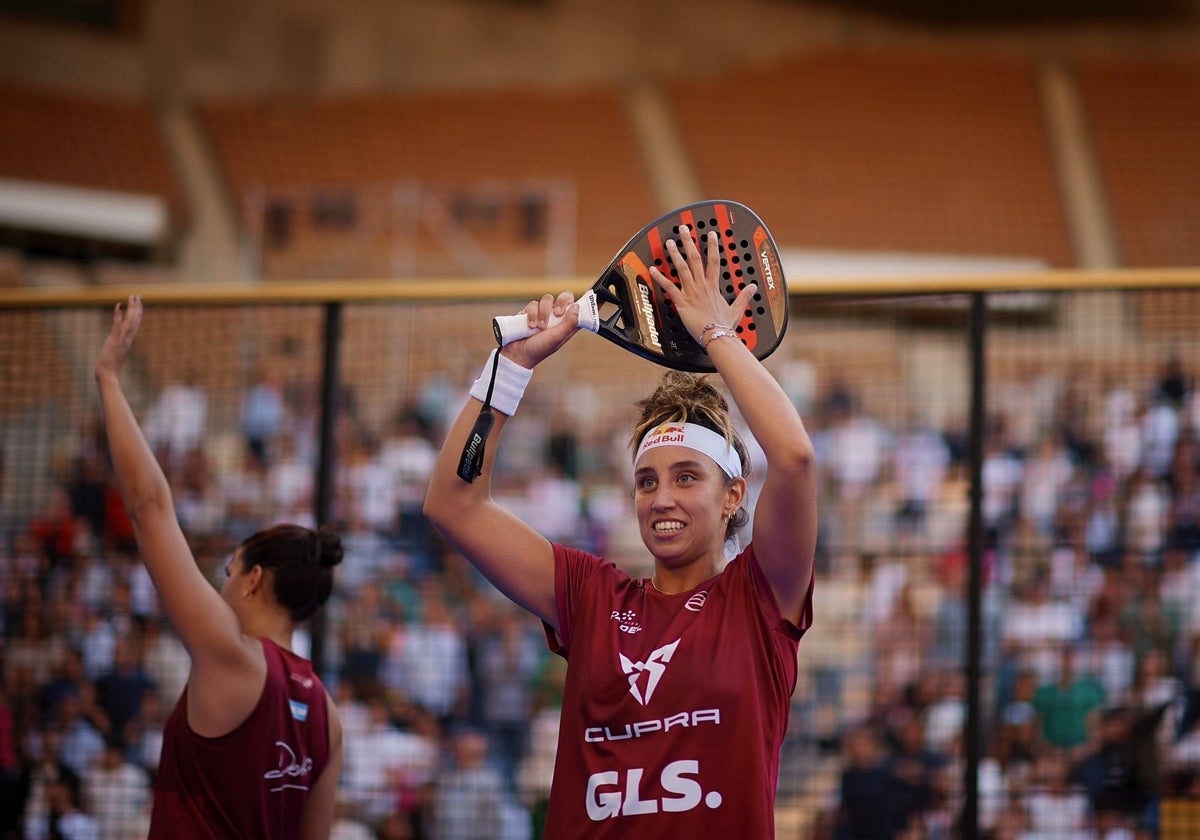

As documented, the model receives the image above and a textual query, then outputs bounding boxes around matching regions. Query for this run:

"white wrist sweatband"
[469,349,533,416]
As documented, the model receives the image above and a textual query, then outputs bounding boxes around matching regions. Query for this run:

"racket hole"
[722,273,731,281]
[757,306,765,315]
[725,229,734,238]
[724,285,735,295]
[730,255,740,264]
[696,220,706,229]
[735,269,743,277]
[740,240,749,248]
[745,266,756,276]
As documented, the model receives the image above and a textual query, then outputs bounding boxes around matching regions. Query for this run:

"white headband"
[634,422,743,480]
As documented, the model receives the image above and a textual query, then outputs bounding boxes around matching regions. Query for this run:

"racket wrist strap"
[458,350,532,483]
[469,349,533,417]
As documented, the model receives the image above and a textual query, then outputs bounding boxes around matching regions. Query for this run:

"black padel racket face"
[588,199,788,372]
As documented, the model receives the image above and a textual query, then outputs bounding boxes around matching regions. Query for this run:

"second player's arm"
[95,298,263,729]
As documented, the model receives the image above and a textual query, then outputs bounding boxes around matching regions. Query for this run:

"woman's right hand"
[95,294,143,382]
[499,291,580,369]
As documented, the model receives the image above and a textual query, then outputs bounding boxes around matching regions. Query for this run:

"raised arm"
[423,294,580,630]
[94,297,259,681]
[651,230,817,624]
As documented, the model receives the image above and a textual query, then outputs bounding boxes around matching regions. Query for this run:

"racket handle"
[492,290,601,346]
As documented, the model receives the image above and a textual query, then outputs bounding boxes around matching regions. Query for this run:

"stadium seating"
[0,83,189,237]
[198,86,658,279]
[664,52,1075,267]
[1077,59,1200,268]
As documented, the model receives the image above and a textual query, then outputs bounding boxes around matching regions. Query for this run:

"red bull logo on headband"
[634,422,743,479]
[641,423,686,448]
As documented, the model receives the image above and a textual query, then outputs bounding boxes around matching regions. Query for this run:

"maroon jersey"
[542,542,812,839]
[149,638,330,839]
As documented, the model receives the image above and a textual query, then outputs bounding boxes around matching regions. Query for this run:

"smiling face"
[633,445,742,572]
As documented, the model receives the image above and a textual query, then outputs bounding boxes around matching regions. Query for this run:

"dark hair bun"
[315,525,344,568]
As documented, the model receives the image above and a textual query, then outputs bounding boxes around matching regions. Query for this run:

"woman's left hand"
[95,294,143,382]
[648,225,757,346]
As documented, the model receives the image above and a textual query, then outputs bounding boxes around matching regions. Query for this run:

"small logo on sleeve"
[289,699,309,721]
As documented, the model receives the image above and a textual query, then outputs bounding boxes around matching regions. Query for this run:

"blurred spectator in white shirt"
[1141,396,1180,481]
[83,738,150,840]
[382,586,468,725]
[268,434,316,526]
[142,372,207,468]
[240,369,287,465]
[1020,750,1091,840]
[1020,434,1074,539]
[892,418,950,549]
[1002,575,1084,686]
[1125,467,1170,561]
[1102,386,1142,485]
[342,696,439,826]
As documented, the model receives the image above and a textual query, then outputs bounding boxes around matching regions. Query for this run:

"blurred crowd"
[806,354,1200,840]
[1,351,1200,839]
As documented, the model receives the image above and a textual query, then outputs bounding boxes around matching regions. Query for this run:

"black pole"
[962,291,987,839]
[311,301,343,677]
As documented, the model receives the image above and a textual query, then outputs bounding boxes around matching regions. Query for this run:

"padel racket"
[492,199,788,373]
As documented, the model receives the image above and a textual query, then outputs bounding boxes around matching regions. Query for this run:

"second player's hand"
[95,294,144,382]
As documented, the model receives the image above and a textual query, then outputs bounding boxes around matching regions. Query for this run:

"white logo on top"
[290,673,313,689]
[619,639,680,705]
[264,741,313,793]
[611,609,643,634]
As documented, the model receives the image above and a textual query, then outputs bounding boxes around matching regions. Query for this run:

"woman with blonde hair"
[425,226,817,838]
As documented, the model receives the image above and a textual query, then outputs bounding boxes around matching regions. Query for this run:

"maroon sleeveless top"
[541,543,812,839]
[149,638,331,839]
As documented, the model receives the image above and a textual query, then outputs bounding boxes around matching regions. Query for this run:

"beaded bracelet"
[700,323,736,351]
